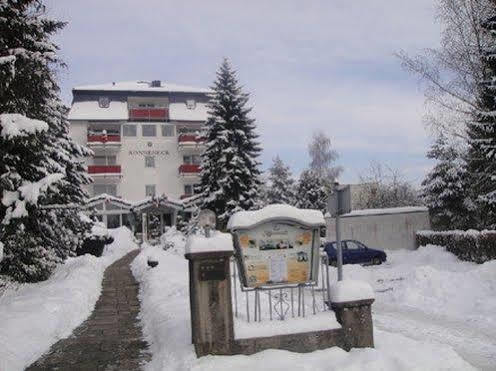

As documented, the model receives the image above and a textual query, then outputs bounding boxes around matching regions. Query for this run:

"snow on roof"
[330,280,375,303]
[68,100,128,121]
[227,204,326,230]
[185,231,233,254]
[85,194,133,209]
[132,195,183,212]
[169,102,209,121]
[341,206,428,218]
[73,80,210,94]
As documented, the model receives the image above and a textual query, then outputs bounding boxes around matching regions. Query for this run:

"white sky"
[46,0,441,186]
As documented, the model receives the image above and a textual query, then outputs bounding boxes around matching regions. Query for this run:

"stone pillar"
[331,299,375,350]
[185,250,234,357]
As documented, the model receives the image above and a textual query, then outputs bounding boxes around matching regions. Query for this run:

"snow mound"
[185,231,233,254]
[159,227,187,255]
[228,204,325,230]
[330,280,375,303]
[0,227,137,371]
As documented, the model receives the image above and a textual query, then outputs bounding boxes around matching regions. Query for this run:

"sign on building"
[228,205,325,288]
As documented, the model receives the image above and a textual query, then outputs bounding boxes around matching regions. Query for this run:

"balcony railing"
[87,134,121,143]
[179,164,200,175]
[180,194,194,199]
[129,108,168,121]
[178,134,205,144]
[88,165,121,175]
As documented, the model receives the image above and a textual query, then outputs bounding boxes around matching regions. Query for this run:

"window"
[184,184,194,195]
[145,185,156,197]
[145,156,155,168]
[107,214,121,229]
[186,99,196,109]
[345,241,361,250]
[161,125,175,137]
[138,103,155,108]
[123,124,137,137]
[93,184,117,196]
[142,124,156,137]
[183,154,201,165]
[93,156,116,165]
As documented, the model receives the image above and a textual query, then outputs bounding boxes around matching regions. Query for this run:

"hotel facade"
[68,80,209,230]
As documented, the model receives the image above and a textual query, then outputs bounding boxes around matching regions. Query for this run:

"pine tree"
[466,14,496,228]
[295,169,328,212]
[422,134,473,230]
[266,156,296,205]
[199,59,262,228]
[0,1,92,282]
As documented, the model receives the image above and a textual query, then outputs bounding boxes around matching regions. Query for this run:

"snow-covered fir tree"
[0,0,93,282]
[466,14,496,228]
[295,169,328,212]
[199,59,262,228]
[266,156,296,205]
[422,134,473,230]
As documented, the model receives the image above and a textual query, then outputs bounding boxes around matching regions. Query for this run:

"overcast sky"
[45,0,441,185]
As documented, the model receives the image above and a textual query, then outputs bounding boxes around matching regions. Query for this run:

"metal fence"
[231,252,332,322]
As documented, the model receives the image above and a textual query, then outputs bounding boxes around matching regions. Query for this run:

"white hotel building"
[68,80,209,231]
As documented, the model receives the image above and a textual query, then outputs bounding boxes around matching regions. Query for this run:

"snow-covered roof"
[185,231,233,254]
[341,206,428,218]
[85,194,133,209]
[169,102,209,122]
[132,195,183,212]
[68,100,128,121]
[227,204,326,230]
[73,80,210,94]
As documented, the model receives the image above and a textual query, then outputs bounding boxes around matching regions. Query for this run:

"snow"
[73,80,210,93]
[169,102,209,121]
[68,100,128,121]
[234,311,340,339]
[132,233,476,371]
[330,280,375,303]
[0,113,48,138]
[228,204,325,230]
[0,241,3,263]
[0,227,138,371]
[341,206,428,218]
[90,222,110,238]
[185,231,233,254]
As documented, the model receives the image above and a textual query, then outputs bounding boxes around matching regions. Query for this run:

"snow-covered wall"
[326,207,430,250]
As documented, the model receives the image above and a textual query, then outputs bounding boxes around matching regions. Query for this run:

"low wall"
[327,207,430,250]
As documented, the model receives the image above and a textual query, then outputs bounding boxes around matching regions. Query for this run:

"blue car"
[323,240,387,266]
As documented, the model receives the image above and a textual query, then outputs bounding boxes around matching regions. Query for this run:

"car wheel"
[372,257,381,265]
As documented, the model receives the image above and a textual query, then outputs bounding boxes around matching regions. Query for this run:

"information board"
[233,221,319,287]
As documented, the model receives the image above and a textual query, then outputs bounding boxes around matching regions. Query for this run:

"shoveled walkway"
[27,250,151,371]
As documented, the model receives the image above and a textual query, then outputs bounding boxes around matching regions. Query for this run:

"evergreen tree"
[422,134,473,230]
[466,14,496,228]
[0,0,92,282]
[266,156,296,205]
[199,59,262,227]
[295,169,328,212]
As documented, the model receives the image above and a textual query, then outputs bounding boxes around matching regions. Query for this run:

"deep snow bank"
[0,227,137,371]
[132,242,474,371]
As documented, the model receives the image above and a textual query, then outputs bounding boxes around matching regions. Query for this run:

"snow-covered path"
[374,304,496,370]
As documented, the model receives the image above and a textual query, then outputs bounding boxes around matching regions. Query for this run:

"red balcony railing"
[88,165,121,174]
[129,108,168,121]
[179,164,200,175]
[180,194,194,199]
[178,134,205,144]
[87,134,121,143]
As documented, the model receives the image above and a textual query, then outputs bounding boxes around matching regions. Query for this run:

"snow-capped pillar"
[184,232,235,357]
[329,280,375,350]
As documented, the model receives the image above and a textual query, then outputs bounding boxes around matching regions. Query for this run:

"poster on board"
[234,221,318,287]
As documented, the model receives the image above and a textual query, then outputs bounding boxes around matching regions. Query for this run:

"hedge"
[416,230,496,263]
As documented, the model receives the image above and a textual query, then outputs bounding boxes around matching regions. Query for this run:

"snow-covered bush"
[416,230,496,263]
[159,227,186,253]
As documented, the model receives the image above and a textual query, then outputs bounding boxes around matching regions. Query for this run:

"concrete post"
[185,250,234,357]
[331,299,375,350]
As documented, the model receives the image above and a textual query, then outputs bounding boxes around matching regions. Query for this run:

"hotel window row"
[122,124,175,137]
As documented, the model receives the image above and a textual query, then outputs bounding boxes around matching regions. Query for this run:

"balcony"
[87,134,121,153]
[129,108,168,121]
[177,133,205,151]
[180,194,194,200]
[88,165,122,180]
[179,164,200,177]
